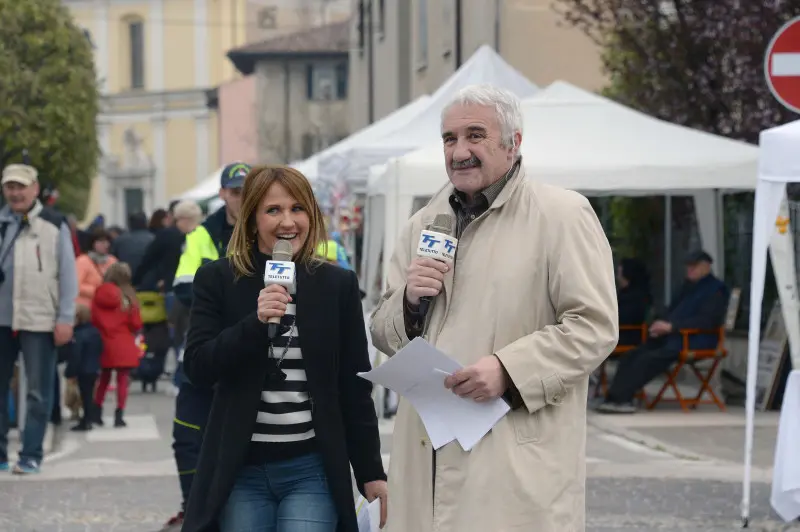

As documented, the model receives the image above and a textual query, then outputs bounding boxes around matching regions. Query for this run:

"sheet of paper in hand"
[355,495,381,532]
[358,337,510,451]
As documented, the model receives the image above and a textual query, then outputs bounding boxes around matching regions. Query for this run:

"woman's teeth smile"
[277,234,297,240]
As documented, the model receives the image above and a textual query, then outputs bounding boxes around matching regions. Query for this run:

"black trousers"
[50,368,62,425]
[607,339,679,403]
[172,380,214,509]
[76,374,97,422]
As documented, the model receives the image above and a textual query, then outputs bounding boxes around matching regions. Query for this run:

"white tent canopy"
[319,45,539,193]
[744,119,800,524]
[179,167,225,201]
[363,80,760,298]
[377,81,760,197]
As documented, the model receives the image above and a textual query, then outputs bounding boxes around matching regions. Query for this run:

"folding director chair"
[646,288,741,412]
[594,324,648,398]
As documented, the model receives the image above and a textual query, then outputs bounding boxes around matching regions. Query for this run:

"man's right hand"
[405,257,449,306]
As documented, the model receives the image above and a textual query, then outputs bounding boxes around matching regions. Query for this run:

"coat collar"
[423,159,525,227]
[0,199,42,223]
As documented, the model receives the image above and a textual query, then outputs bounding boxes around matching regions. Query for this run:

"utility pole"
[494,0,501,52]
[455,0,462,68]
[366,0,375,124]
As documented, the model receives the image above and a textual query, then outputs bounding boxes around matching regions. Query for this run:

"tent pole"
[455,0,463,67]
[715,189,725,278]
[367,0,375,124]
[664,195,673,304]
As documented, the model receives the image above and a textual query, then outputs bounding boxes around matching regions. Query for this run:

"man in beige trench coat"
[370,84,619,532]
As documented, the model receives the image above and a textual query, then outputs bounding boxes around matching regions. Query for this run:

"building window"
[301,133,317,158]
[124,188,144,219]
[417,0,428,67]
[129,20,145,89]
[306,63,348,101]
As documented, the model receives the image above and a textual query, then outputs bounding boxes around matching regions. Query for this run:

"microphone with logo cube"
[415,214,458,319]
[263,239,296,340]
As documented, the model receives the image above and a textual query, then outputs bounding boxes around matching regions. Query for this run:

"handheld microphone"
[415,213,457,319]
[264,240,296,339]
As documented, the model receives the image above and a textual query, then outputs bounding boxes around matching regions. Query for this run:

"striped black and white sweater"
[247,295,317,463]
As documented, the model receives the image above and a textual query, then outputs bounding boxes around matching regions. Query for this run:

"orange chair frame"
[594,324,648,400]
[645,327,727,412]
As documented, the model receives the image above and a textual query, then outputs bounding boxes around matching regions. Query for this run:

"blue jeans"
[0,327,57,463]
[219,453,338,532]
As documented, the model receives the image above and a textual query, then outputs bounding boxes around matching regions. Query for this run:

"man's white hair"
[441,84,524,149]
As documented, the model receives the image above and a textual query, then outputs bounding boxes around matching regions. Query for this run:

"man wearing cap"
[164,162,250,530]
[0,164,78,474]
[597,250,729,414]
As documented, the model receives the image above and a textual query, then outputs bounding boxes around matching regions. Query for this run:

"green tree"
[0,0,99,217]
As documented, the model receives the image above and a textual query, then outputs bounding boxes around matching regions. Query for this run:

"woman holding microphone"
[180,165,387,532]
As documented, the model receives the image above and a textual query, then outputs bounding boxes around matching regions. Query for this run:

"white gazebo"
[745,119,800,525]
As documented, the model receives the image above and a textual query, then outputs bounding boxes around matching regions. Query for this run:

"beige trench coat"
[370,167,618,532]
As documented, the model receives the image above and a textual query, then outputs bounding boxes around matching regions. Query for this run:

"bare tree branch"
[553,0,800,143]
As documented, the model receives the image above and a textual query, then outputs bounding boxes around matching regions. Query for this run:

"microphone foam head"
[272,239,293,262]
[430,213,455,235]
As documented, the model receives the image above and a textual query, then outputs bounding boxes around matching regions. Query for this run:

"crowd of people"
[0,167,211,476]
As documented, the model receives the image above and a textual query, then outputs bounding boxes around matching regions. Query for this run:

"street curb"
[587,414,729,464]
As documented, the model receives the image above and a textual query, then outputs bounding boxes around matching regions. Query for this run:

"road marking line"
[598,433,679,458]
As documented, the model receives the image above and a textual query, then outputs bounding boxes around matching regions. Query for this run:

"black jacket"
[63,323,103,377]
[181,255,386,532]
[203,206,234,256]
[131,226,185,291]
[662,274,729,351]
[110,229,154,275]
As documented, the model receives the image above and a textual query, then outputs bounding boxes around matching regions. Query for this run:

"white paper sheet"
[355,495,382,532]
[358,337,510,451]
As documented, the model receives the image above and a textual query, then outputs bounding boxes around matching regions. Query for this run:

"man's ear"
[509,131,522,160]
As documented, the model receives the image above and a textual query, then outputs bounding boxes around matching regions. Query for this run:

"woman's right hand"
[257,285,292,323]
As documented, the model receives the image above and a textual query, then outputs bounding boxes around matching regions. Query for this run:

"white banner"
[769,194,800,368]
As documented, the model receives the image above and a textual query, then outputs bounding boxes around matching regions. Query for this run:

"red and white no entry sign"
[765,16,800,114]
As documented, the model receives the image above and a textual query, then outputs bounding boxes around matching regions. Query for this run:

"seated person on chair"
[596,250,729,414]
[616,258,652,347]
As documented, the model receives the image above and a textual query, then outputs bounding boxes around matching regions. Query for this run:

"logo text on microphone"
[416,230,458,264]
[264,260,296,287]
[421,234,441,248]
[269,263,292,275]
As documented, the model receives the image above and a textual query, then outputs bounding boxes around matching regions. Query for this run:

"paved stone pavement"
[1,384,796,530]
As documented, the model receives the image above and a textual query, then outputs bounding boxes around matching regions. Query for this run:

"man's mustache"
[452,155,481,169]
